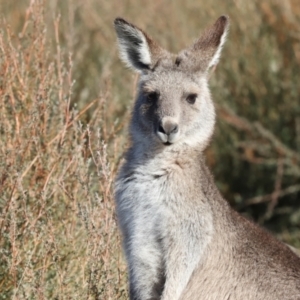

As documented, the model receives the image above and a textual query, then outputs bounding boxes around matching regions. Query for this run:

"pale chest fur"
[115,152,214,252]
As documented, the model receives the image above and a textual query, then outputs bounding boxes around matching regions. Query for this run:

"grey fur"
[114,16,300,300]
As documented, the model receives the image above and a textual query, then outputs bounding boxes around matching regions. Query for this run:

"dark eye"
[186,93,197,105]
[146,92,159,103]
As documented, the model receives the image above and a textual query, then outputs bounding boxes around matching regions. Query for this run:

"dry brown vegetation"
[0,0,299,299]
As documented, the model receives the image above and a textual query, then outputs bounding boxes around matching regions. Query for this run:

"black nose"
[158,120,178,135]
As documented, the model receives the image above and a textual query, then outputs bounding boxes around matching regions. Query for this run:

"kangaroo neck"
[128,139,205,166]
[127,140,230,211]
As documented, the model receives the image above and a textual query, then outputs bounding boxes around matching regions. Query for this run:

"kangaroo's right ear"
[114,18,166,73]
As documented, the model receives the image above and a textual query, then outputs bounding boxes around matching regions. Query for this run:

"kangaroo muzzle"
[156,117,179,144]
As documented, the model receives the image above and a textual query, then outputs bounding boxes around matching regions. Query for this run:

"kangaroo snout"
[157,117,179,144]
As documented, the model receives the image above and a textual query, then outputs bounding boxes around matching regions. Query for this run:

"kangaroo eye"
[186,93,197,105]
[146,92,159,103]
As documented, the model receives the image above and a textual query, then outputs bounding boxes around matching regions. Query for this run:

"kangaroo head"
[114,16,229,150]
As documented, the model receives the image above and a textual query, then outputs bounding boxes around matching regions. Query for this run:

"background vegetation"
[0,0,299,298]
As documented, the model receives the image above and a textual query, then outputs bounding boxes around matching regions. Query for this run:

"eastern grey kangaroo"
[114,16,300,300]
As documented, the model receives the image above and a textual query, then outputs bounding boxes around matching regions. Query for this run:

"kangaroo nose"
[158,120,178,135]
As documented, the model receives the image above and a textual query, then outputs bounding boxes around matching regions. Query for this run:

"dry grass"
[0,1,126,298]
[0,0,299,298]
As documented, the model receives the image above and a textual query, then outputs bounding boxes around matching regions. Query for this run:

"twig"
[21,98,98,179]
[216,104,253,133]
[262,158,284,221]
[245,184,300,205]
[254,122,300,162]
[216,105,300,163]
[47,98,98,147]
[296,117,300,153]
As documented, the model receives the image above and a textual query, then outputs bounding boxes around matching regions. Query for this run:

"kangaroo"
[113,16,300,300]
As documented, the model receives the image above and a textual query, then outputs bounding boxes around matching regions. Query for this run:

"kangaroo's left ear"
[114,18,168,73]
[176,16,229,73]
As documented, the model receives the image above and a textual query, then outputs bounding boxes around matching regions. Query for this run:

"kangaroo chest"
[115,156,213,242]
[117,159,195,215]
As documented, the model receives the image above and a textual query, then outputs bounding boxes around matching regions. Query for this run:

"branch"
[245,184,300,205]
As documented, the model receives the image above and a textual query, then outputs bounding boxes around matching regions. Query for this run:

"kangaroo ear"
[176,16,229,73]
[114,18,166,73]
